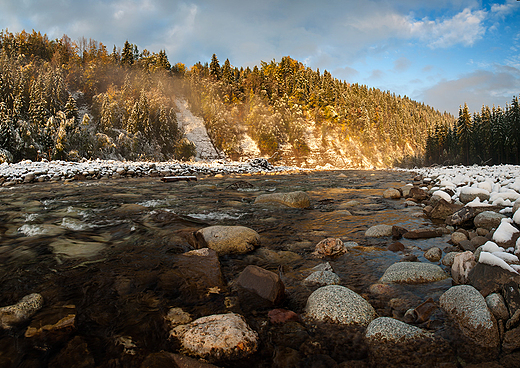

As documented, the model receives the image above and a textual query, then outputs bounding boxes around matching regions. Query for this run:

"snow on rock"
[478,251,518,274]
[432,190,451,203]
[482,241,505,253]
[459,186,490,204]
[492,218,519,244]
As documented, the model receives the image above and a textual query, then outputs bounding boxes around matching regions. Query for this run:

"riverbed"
[0,169,459,367]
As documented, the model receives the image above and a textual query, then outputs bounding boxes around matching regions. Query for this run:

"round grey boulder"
[195,225,260,255]
[439,285,499,353]
[366,317,434,342]
[254,191,310,209]
[380,262,448,284]
[365,224,393,238]
[305,285,376,326]
[442,252,459,267]
[180,313,258,362]
[304,270,341,286]
[473,211,506,231]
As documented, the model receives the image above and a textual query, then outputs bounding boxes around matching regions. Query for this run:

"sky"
[0,0,519,116]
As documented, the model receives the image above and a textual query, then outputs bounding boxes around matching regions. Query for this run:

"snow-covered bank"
[0,158,304,185]
[411,164,520,207]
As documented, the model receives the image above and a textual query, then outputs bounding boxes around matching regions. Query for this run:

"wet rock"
[237,265,285,307]
[451,251,476,285]
[383,188,401,199]
[451,232,468,246]
[401,184,413,197]
[429,199,462,220]
[195,225,260,255]
[439,285,500,361]
[474,211,506,231]
[305,285,375,326]
[388,242,404,252]
[301,354,338,368]
[379,262,448,284]
[485,293,510,321]
[365,224,393,238]
[179,313,258,362]
[49,239,106,259]
[408,187,429,201]
[468,263,520,297]
[254,191,311,209]
[165,307,192,328]
[403,228,443,239]
[268,309,300,324]
[442,251,459,267]
[312,238,347,258]
[365,317,451,367]
[273,346,300,368]
[114,203,148,215]
[424,247,442,262]
[24,173,36,183]
[412,297,437,323]
[141,351,221,368]
[25,305,76,343]
[304,270,341,286]
[0,293,43,329]
[158,248,225,301]
[49,336,95,368]
[391,225,408,240]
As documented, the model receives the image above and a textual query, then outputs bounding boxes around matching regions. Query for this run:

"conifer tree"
[210,54,221,80]
[457,103,472,164]
[121,41,134,66]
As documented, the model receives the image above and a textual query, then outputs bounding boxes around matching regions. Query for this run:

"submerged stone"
[195,225,260,255]
[0,293,44,329]
[254,191,311,208]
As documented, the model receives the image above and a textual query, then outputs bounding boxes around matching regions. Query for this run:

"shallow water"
[0,170,458,367]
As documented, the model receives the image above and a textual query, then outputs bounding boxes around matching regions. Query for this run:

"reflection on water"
[0,170,456,367]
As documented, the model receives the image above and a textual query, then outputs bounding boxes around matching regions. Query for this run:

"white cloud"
[491,0,518,17]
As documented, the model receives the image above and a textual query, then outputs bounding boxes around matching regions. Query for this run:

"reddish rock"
[312,238,346,258]
[237,265,285,306]
[391,226,408,240]
[408,187,429,201]
[403,229,443,239]
[429,199,462,220]
[388,242,405,252]
[268,309,301,324]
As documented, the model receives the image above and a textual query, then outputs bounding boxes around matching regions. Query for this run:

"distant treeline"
[0,29,454,164]
[425,98,520,166]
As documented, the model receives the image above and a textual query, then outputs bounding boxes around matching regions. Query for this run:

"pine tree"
[209,54,221,80]
[121,40,134,66]
[64,94,78,122]
[457,103,472,164]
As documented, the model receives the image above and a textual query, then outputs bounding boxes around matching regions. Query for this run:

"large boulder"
[179,313,258,362]
[467,262,520,297]
[474,211,506,231]
[439,285,500,362]
[194,226,260,255]
[305,285,376,326]
[254,191,311,209]
[237,265,285,308]
[379,262,448,284]
[447,206,501,227]
[365,317,452,367]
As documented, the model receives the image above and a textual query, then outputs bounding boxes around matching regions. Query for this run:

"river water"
[0,169,457,367]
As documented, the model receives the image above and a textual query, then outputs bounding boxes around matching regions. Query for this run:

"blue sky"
[0,0,519,116]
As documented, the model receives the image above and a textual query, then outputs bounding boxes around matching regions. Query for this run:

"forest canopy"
[0,29,456,167]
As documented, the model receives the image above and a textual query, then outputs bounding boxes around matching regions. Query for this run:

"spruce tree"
[210,54,221,80]
[121,41,134,66]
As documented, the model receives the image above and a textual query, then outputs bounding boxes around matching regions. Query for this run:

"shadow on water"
[0,170,459,367]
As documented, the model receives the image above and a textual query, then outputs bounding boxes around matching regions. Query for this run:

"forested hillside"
[0,29,454,167]
[425,98,520,166]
